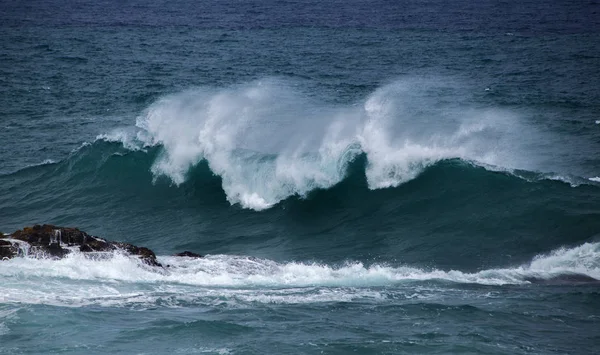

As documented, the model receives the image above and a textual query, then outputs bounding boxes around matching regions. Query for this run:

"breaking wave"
[98,77,550,210]
[4,78,595,213]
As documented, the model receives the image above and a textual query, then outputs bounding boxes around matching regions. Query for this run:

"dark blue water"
[1,0,600,354]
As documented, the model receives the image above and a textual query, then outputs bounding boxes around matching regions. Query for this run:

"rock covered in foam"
[0,224,202,267]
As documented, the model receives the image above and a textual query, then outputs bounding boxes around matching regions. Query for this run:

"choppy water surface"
[1,0,600,354]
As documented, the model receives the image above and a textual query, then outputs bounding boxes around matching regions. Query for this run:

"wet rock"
[0,224,203,267]
[173,251,204,258]
[0,239,17,260]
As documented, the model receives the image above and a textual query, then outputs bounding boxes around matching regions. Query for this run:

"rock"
[0,224,203,267]
[173,251,204,258]
[0,239,17,260]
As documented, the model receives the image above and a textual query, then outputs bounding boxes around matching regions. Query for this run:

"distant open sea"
[1,0,600,353]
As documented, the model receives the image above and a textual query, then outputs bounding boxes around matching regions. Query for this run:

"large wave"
[98,77,550,210]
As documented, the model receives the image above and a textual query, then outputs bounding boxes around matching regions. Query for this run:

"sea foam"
[0,242,598,308]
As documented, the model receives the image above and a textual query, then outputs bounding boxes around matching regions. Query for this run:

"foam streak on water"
[0,242,597,308]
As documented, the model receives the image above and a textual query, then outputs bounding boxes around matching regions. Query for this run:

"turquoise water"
[1,0,600,354]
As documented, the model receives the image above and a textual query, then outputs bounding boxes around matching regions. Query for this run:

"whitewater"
[1,241,598,309]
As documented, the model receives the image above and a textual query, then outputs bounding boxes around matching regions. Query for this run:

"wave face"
[109,78,549,210]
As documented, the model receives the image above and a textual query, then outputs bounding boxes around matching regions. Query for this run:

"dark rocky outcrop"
[0,239,16,260]
[0,224,203,267]
[173,251,203,258]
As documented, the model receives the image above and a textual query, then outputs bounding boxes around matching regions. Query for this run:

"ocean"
[1,0,600,353]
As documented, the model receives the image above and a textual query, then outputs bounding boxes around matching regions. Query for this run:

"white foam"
[70,141,92,154]
[0,242,597,308]
[516,173,600,188]
[589,176,600,182]
[545,174,582,187]
[96,128,145,152]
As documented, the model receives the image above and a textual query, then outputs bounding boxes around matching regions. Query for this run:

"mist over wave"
[100,77,549,210]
